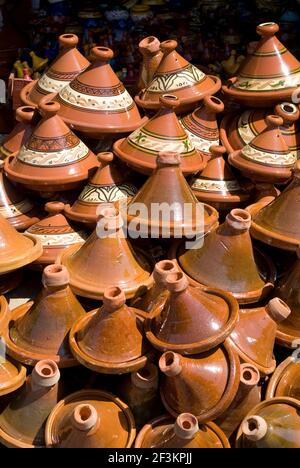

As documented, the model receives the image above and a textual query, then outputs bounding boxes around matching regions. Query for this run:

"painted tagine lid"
[158,344,240,423]
[58,204,153,300]
[20,34,90,107]
[266,350,300,400]
[114,94,205,176]
[135,414,230,448]
[57,46,147,137]
[64,152,138,227]
[222,22,300,107]
[173,209,276,304]
[5,100,98,193]
[135,39,221,113]
[69,286,151,374]
[236,397,300,448]
[45,390,136,448]
[145,270,239,354]
[4,264,86,367]
[228,298,291,376]
[138,36,163,90]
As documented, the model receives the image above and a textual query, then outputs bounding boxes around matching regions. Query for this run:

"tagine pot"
[266,350,300,400]
[138,36,163,90]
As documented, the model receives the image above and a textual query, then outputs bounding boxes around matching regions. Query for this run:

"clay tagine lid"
[135,414,230,448]
[223,22,300,107]
[114,95,205,176]
[45,389,136,448]
[58,204,153,300]
[135,39,221,113]
[64,152,138,227]
[0,353,26,397]
[266,350,300,400]
[228,298,291,376]
[145,270,239,354]
[4,264,86,367]
[20,34,90,107]
[138,36,163,90]
[173,209,276,304]
[57,46,147,137]
[158,344,240,423]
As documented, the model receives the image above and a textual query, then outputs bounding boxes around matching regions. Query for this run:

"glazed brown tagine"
[158,344,240,423]
[59,204,153,300]
[222,22,300,107]
[172,209,276,304]
[138,36,163,90]
[64,152,137,227]
[4,264,86,367]
[20,34,90,107]
[0,295,8,334]
[145,271,239,354]
[135,414,230,448]
[57,46,147,138]
[191,145,252,211]
[45,390,136,448]
[135,39,221,113]
[228,298,291,376]
[0,359,61,448]
[229,115,296,184]
[114,95,205,176]
[0,352,26,398]
[5,99,98,194]
[236,397,300,448]
[266,350,300,400]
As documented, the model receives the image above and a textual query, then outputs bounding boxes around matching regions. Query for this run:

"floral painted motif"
[18,140,90,167]
[192,178,241,193]
[242,144,296,167]
[128,128,195,156]
[79,183,137,203]
[148,64,205,93]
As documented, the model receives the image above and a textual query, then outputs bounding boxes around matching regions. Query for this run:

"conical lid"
[57,46,147,137]
[135,39,221,112]
[45,390,136,448]
[158,344,240,423]
[266,352,300,399]
[59,204,153,300]
[114,94,205,176]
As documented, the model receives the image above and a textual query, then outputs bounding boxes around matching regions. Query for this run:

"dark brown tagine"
[266,348,300,400]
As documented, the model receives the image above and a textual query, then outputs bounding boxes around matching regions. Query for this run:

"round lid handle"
[226,209,251,231]
[31,359,60,388]
[103,286,126,311]
[42,264,70,288]
[157,151,181,168]
[241,415,268,441]
[92,46,114,61]
[160,39,178,54]
[97,152,114,164]
[139,36,161,55]
[203,96,225,114]
[257,22,279,37]
[174,413,199,440]
[159,351,182,377]
[266,114,284,128]
[131,363,159,390]
[45,201,65,215]
[153,259,178,285]
[59,33,79,48]
[38,100,61,118]
[240,363,260,388]
[72,404,99,432]
[275,102,300,124]
[266,297,291,323]
[210,145,227,158]
[165,271,189,293]
[16,106,36,123]
[160,94,180,110]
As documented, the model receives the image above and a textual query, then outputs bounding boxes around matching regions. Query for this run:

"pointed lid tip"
[159,351,182,377]
[139,36,161,53]
[240,363,260,387]
[157,151,181,167]
[242,415,268,441]
[174,413,199,440]
[97,152,114,164]
[160,94,180,110]
[266,297,291,323]
[16,106,35,123]
[45,201,65,215]
[257,22,279,37]
[38,100,61,117]
[226,209,251,231]
[59,33,79,48]
[203,95,225,114]
[96,203,124,234]
[72,404,99,432]
[131,363,159,390]
[153,259,178,284]
[266,114,284,128]
[275,102,300,123]
[103,286,126,311]
[32,359,60,388]
[42,264,70,288]
[160,39,178,54]
[209,145,227,158]
[91,46,114,61]
[165,271,189,293]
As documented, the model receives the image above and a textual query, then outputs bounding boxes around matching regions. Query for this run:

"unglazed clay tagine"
[57,46,147,137]
[138,36,163,90]
[0,352,26,398]
[135,414,230,449]
[173,209,276,304]
[20,34,90,107]
[5,100,98,193]
[4,264,86,367]
[135,39,221,113]
[266,352,300,400]
[228,298,290,376]
[236,397,300,448]
[45,390,136,448]
[223,22,300,107]
[64,152,137,227]
[114,94,206,176]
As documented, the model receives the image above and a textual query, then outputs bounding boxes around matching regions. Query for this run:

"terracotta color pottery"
[0,295,9,334]
[173,209,276,304]
[158,344,240,423]
[236,397,300,448]
[45,389,136,448]
[222,22,300,107]
[20,34,90,107]
[4,264,86,367]
[57,46,147,138]
[58,204,153,300]
[180,96,224,157]
[191,145,252,211]
[266,353,300,399]
[135,39,221,113]
[0,359,61,448]
[114,95,205,176]
[64,152,138,227]
[135,414,230,448]
[227,298,291,376]
[145,271,239,354]
[5,100,98,193]
[138,36,163,90]
[69,286,151,374]
[0,354,26,398]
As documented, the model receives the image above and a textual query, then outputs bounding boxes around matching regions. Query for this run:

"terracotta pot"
[135,414,230,448]
[114,95,206,176]
[158,344,240,423]
[138,36,163,90]
[228,298,291,376]
[20,34,90,107]
[236,397,300,448]
[45,389,136,448]
[135,39,221,113]
[0,353,26,398]
[266,353,300,399]
[5,100,99,193]
[0,295,9,334]
[222,23,300,107]
[172,209,276,304]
